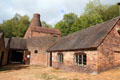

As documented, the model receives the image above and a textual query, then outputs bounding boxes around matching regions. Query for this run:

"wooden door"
[0,52,4,65]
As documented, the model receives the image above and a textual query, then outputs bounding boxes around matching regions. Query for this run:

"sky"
[0,0,119,26]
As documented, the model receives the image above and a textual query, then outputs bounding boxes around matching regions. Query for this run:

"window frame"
[74,53,87,66]
[57,53,63,63]
[53,35,58,37]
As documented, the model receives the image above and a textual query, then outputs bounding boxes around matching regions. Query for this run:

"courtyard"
[0,64,120,80]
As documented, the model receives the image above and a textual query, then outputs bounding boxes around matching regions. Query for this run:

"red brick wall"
[24,26,32,39]
[24,26,60,39]
[2,49,8,65]
[28,47,48,66]
[98,20,120,72]
[31,31,60,38]
[49,51,98,73]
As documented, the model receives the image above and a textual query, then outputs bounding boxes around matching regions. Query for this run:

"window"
[53,35,58,37]
[34,50,38,53]
[74,53,86,66]
[57,53,63,63]
[118,29,120,34]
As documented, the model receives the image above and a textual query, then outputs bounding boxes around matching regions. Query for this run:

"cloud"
[0,0,119,26]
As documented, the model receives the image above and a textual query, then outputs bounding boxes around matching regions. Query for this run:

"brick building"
[24,13,61,66]
[0,33,5,66]
[3,38,10,65]
[24,13,61,39]
[48,16,120,73]
[8,37,28,64]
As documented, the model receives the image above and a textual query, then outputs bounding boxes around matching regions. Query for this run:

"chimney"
[118,3,120,16]
[30,13,42,27]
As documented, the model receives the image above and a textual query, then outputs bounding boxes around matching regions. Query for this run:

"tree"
[55,13,78,36]
[55,0,119,36]
[0,13,30,38]
[71,13,103,33]
[41,21,52,28]
[85,0,118,21]
[103,5,119,21]
[55,21,68,36]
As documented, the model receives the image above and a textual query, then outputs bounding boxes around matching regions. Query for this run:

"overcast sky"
[0,0,119,26]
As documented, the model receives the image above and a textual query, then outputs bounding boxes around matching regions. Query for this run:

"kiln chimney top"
[30,13,42,27]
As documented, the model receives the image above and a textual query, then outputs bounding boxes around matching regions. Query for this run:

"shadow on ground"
[0,64,29,72]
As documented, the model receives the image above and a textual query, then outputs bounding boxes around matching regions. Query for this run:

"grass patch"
[51,69,65,73]
[35,73,67,80]
[35,73,58,80]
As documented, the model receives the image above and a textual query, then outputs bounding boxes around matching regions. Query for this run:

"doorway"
[0,52,4,65]
[50,52,52,67]
[10,50,24,64]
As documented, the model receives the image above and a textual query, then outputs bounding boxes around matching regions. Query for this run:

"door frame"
[0,51,4,65]
[50,52,52,67]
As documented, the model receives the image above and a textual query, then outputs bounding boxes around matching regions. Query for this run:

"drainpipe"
[118,3,120,16]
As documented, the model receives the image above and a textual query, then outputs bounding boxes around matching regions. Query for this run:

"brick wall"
[24,27,60,39]
[49,50,98,73]
[24,26,32,39]
[0,37,5,66]
[31,31,60,38]
[98,20,120,72]
[28,47,48,66]
[2,49,8,65]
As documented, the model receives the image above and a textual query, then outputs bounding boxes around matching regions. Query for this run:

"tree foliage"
[0,13,30,38]
[55,13,78,36]
[55,0,119,36]
[41,21,52,28]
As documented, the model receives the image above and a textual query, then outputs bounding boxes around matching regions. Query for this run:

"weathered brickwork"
[48,20,120,73]
[2,49,8,65]
[24,13,61,39]
[24,13,61,66]
[98,20,120,72]
[31,32,54,38]
[0,36,5,66]
[24,26,32,39]
[28,46,48,66]
[50,51,98,73]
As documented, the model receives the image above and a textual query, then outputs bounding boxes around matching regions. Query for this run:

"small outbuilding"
[8,37,28,64]
[48,16,120,73]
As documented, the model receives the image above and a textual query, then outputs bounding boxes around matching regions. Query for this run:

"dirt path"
[0,64,120,80]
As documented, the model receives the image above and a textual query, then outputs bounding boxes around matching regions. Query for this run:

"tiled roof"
[4,38,10,48]
[10,37,27,50]
[27,36,57,53]
[48,16,120,51]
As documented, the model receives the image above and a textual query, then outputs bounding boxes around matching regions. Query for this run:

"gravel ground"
[0,64,120,80]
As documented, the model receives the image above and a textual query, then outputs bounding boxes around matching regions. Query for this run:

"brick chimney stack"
[118,3,120,16]
[30,13,42,27]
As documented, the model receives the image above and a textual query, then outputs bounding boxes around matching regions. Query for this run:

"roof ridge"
[32,26,60,31]
[64,16,120,38]
[31,26,61,34]
[48,16,120,52]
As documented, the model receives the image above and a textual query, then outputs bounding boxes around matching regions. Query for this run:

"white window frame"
[57,53,63,63]
[74,53,86,66]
